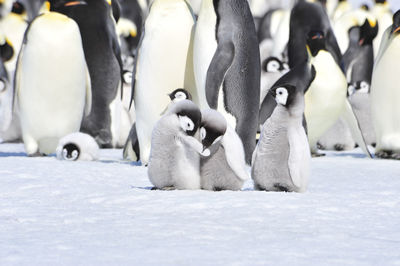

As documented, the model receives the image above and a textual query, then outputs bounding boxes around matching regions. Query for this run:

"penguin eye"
[174,91,186,100]
[179,115,195,133]
[266,60,280,73]
[0,80,6,92]
[200,127,206,140]
[123,71,132,85]
[275,87,288,105]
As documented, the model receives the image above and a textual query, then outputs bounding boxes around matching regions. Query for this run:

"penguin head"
[11,1,25,15]
[62,143,80,161]
[359,18,378,46]
[270,85,297,108]
[306,30,326,57]
[348,81,370,96]
[169,100,201,137]
[168,88,192,102]
[200,109,227,151]
[360,4,369,11]
[262,57,287,73]
[375,0,386,4]
[122,70,132,85]
[391,10,400,35]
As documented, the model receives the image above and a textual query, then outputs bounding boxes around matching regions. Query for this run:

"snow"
[0,143,399,265]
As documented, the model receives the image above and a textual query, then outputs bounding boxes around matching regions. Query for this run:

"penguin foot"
[273,183,290,192]
[375,150,400,160]
[28,152,44,157]
[334,144,345,151]
[161,186,176,191]
[151,187,158,190]
[311,151,326,157]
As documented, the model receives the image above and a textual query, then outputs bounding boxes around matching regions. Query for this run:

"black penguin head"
[170,100,201,137]
[11,1,25,14]
[270,84,297,108]
[49,0,87,9]
[306,30,326,57]
[168,88,192,102]
[262,57,286,73]
[62,143,80,161]
[375,0,386,4]
[360,4,370,11]
[391,10,400,35]
[200,109,227,150]
[348,81,370,96]
[359,18,378,45]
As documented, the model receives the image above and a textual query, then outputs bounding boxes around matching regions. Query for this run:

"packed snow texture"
[0,143,399,265]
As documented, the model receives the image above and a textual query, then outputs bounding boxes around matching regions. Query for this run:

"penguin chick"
[148,100,206,190]
[56,132,99,161]
[252,62,313,193]
[200,109,249,191]
[260,56,288,105]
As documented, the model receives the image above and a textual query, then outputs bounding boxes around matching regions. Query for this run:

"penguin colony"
[0,0,399,192]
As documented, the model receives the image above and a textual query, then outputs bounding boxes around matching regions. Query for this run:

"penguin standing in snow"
[15,12,92,155]
[148,100,206,190]
[132,0,197,165]
[199,109,249,191]
[50,0,123,148]
[252,60,315,193]
[195,0,260,164]
[371,10,400,159]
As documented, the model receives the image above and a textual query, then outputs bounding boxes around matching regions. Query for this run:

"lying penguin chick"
[252,84,310,193]
[148,100,206,190]
[56,132,99,161]
[199,109,249,191]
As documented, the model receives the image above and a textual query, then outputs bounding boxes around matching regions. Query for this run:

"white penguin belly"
[193,0,217,109]
[17,13,88,154]
[371,37,400,151]
[305,51,347,148]
[134,0,195,164]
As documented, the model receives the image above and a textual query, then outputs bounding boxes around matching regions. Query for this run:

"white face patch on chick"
[275,87,289,105]
[266,59,281,73]
[179,115,195,133]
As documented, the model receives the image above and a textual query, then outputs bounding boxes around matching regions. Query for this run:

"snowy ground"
[0,143,399,265]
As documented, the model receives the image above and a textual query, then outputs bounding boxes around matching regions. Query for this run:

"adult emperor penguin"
[200,109,249,191]
[371,10,400,159]
[252,60,314,193]
[15,12,91,155]
[195,0,260,164]
[132,0,197,165]
[148,100,205,190]
[288,0,341,69]
[118,0,143,56]
[50,0,123,148]
[304,30,371,157]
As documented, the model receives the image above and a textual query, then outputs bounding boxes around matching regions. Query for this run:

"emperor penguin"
[195,0,260,164]
[123,88,192,162]
[56,132,99,161]
[288,0,342,69]
[199,109,249,191]
[50,0,124,148]
[148,100,205,190]
[371,10,400,159]
[132,0,197,165]
[304,30,371,157]
[15,12,91,155]
[252,60,315,193]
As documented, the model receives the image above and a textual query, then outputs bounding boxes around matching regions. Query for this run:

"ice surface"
[0,143,399,265]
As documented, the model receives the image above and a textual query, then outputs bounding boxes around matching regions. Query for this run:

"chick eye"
[179,115,194,132]
[200,127,206,140]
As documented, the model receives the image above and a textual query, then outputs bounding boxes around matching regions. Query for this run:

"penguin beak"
[359,38,365,46]
[394,26,400,34]
[64,0,87,6]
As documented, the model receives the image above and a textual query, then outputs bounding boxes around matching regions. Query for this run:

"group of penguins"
[0,0,399,192]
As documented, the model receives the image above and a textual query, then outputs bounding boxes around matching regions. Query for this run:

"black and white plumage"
[148,100,206,190]
[252,60,315,193]
[56,132,99,161]
[200,109,249,191]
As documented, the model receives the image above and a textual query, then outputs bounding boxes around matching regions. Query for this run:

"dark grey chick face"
[169,100,201,137]
[62,143,80,161]
[169,88,192,102]
[270,84,297,108]
[200,109,227,149]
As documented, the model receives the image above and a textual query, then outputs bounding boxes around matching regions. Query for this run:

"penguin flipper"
[222,126,249,181]
[205,41,235,109]
[177,132,207,156]
[342,99,372,158]
[123,123,140,161]
[84,64,92,116]
[374,27,391,68]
